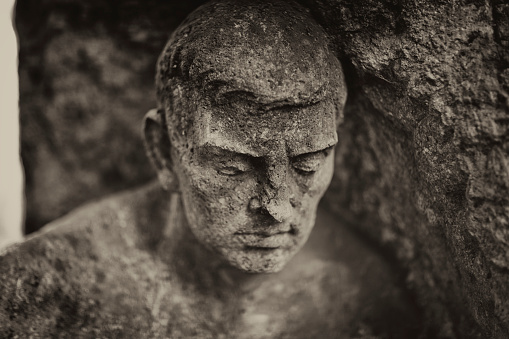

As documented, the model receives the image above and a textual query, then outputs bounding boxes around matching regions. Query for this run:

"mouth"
[235,230,290,238]
[234,224,296,237]
[234,226,296,249]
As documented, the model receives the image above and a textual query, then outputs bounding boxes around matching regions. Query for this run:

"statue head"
[144,0,347,273]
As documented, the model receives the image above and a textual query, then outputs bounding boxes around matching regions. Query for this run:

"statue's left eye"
[292,157,322,175]
[291,147,332,175]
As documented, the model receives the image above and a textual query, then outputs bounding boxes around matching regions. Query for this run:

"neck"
[160,193,265,296]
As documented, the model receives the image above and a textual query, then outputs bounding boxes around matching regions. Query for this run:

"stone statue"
[0,1,421,337]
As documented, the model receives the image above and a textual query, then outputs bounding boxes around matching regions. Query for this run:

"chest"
[151,260,364,339]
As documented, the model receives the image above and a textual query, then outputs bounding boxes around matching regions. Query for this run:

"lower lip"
[236,233,291,249]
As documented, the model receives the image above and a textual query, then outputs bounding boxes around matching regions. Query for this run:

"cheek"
[295,154,335,203]
[178,166,256,224]
[313,154,335,196]
[291,158,334,233]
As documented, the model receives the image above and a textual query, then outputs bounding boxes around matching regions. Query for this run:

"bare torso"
[0,182,421,338]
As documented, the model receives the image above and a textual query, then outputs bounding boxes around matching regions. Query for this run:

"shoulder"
[1,180,168,262]
[0,181,171,337]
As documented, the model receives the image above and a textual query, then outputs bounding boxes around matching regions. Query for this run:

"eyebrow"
[289,141,337,158]
[198,140,337,161]
[287,130,338,157]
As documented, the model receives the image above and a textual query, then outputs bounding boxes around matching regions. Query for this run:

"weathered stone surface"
[5,1,425,337]
[147,0,347,274]
[0,183,422,338]
[305,0,509,337]
[13,0,509,338]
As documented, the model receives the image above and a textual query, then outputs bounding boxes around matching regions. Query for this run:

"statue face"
[171,84,338,273]
[149,0,347,273]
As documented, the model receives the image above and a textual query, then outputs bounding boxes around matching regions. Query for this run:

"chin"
[226,247,297,274]
[247,262,287,274]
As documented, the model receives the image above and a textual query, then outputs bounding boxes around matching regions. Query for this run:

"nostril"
[290,197,297,208]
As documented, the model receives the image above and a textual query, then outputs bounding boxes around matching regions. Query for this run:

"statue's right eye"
[217,166,245,176]
[215,160,251,176]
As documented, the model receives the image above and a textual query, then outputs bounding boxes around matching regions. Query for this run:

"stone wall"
[312,0,509,337]
[17,0,509,337]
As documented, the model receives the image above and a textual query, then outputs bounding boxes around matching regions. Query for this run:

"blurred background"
[0,0,23,248]
[16,0,209,235]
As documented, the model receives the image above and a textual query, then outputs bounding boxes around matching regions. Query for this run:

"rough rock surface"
[14,0,509,338]
[308,0,509,337]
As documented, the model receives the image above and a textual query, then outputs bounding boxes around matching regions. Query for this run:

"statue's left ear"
[143,109,177,191]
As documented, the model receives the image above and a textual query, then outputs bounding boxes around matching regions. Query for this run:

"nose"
[249,161,293,223]
[263,191,293,222]
[249,191,292,223]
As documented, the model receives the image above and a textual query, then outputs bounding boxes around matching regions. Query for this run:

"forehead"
[192,98,337,157]
[187,42,341,157]
[187,17,342,108]
[182,0,345,109]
